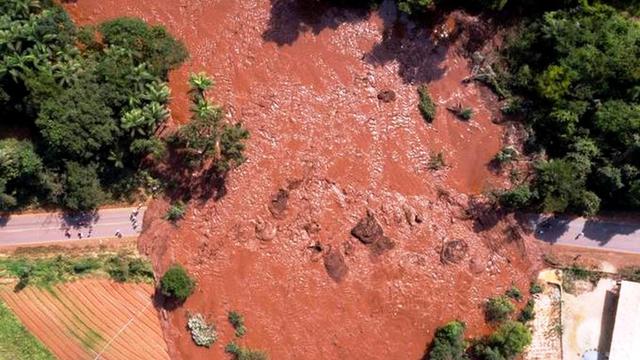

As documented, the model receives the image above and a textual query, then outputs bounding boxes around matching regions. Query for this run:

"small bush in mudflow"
[226,342,269,360]
[428,152,446,171]
[165,201,186,222]
[518,299,535,322]
[457,107,473,120]
[187,313,217,347]
[485,295,515,323]
[494,146,518,165]
[228,310,246,337]
[160,264,195,302]
[529,282,543,295]
[505,286,522,301]
[418,85,436,123]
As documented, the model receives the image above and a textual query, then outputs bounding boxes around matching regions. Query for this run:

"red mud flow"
[66,1,542,359]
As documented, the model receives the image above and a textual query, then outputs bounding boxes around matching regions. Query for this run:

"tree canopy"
[500,4,640,214]
[0,0,187,211]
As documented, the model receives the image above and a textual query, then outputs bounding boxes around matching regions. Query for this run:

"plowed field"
[0,280,168,360]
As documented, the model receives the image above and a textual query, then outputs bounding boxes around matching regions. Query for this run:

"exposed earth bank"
[67,1,542,358]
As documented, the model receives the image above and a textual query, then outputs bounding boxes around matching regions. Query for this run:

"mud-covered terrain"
[67,1,542,358]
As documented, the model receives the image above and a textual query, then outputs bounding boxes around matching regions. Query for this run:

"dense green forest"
[0,0,248,212]
[498,3,640,215]
[0,0,186,211]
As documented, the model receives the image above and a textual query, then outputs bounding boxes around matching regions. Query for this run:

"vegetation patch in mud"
[0,300,54,360]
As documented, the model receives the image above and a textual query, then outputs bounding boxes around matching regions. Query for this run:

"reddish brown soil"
[66,1,541,359]
[0,280,169,360]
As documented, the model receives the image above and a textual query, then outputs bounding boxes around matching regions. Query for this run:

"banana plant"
[143,101,170,127]
[143,81,171,104]
[127,63,155,93]
[188,72,213,94]
[121,108,148,137]
[190,97,219,120]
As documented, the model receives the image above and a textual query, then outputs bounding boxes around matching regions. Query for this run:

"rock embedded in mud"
[268,188,289,219]
[441,240,469,264]
[370,236,395,256]
[254,218,277,241]
[324,247,348,282]
[402,203,420,227]
[377,90,396,103]
[351,210,395,256]
[351,210,384,245]
[303,221,321,235]
[469,258,485,274]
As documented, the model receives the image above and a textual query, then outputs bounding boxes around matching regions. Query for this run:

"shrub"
[498,185,532,210]
[427,320,467,360]
[228,311,247,337]
[494,147,518,165]
[165,201,186,222]
[457,108,473,121]
[518,299,535,322]
[72,259,100,274]
[529,282,543,295]
[418,85,436,123]
[486,321,532,358]
[485,296,515,323]
[505,286,522,301]
[187,313,217,347]
[225,342,269,360]
[620,266,640,282]
[160,264,195,302]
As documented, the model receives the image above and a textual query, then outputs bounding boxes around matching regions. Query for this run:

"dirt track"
[66,1,541,359]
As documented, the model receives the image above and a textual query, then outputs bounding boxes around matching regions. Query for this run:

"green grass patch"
[0,253,154,289]
[0,301,55,360]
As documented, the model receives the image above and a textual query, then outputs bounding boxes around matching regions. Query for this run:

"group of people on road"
[63,204,144,240]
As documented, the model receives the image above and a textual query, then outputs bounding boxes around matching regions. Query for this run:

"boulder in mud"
[254,218,277,241]
[303,221,321,235]
[268,188,289,219]
[377,90,396,103]
[324,247,348,282]
[469,258,485,274]
[441,240,468,264]
[370,236,395,256]
[351,210,384,245]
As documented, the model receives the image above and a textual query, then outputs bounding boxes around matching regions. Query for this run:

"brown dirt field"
[540,242,640,271]
[0,236,138,255]
[0,280,169,360]
[64,1,542,359]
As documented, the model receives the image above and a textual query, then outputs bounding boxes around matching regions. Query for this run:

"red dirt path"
[0,280,169,360]
[66,1,541,359]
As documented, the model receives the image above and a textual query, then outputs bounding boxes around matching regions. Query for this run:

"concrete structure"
[609,281,640,360]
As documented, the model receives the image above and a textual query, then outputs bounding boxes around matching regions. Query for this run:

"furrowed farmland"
[0,280,168,360]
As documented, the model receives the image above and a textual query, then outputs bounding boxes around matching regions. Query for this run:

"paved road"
[533,216,640,253]
[0,207,145,246]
